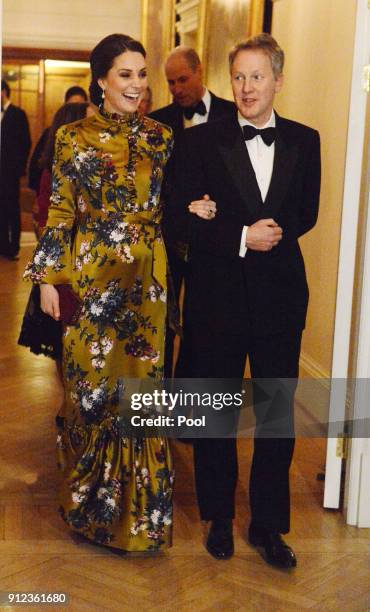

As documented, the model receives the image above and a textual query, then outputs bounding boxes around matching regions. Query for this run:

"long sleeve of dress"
[24,126,77,285]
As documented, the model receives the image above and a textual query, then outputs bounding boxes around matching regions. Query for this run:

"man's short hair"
[1,79,11,98]
[64,85,88,103]
[167,46,201,72]
[229,33,284,78]
[182,48,201,72]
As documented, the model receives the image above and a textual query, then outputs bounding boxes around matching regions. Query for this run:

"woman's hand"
[188,194,217,220]
[40,284,60,320]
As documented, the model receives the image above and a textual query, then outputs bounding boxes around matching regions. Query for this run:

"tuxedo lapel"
[217,118,262,218]
[172,105,185,136]
[217,114,299,219]
[208,93,219,123]
[263,116,299,217]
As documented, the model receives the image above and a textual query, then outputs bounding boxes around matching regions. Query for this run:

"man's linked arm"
[163,129,245,259]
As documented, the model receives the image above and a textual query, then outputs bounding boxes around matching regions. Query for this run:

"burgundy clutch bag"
[55,284,83,325]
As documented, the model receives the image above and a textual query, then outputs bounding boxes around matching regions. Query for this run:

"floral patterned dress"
[24,108,174,551]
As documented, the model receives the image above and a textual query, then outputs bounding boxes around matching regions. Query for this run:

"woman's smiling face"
[98,50,148,115]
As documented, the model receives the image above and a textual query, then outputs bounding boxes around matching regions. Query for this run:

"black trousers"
[164,247,190,379]
[189,326,302,534]
[0,176,21,257]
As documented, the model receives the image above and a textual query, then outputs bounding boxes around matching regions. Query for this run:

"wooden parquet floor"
[0,236,369,612]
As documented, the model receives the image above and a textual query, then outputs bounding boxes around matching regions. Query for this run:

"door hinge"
[336,434,348,459]
[362,65,370,93]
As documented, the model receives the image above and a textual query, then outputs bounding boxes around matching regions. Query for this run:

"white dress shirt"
[239,110,276,257]
[183,88,211,129]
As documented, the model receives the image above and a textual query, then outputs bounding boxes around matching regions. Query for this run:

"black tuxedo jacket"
[149,92,236,138]
[151,92,235,255]
[165,113,321,337]
[1,103,31,180]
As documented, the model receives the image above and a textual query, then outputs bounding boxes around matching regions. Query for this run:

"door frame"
[324,0,370,521]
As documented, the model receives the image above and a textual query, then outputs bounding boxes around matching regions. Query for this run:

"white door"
[345,90,370,526]
[324,0,370,508]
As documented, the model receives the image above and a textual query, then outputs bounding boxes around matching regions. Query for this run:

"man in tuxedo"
[166,34,321,567]
[1,80,31,259]
[150,46,235,377]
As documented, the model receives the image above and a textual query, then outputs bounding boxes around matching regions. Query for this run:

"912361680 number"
[0,592,69,606]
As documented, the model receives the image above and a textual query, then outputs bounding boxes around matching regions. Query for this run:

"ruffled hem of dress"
[57,417,174,552]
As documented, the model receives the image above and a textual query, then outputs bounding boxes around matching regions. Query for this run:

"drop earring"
[101,89,105,99]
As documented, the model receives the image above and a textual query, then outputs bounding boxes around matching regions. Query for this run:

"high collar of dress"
[98,105,142,130]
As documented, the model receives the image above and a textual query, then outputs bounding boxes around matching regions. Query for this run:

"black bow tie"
[242,125,276,146]
[183,99,207,120]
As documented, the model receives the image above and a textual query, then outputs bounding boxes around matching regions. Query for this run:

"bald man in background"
[150,46,236,378]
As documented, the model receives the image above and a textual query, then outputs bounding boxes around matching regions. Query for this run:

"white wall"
[2,0,141,50]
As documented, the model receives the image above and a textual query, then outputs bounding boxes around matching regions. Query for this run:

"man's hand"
[246,218,283,251]
[40,283,60,320]
[188,194,217,220]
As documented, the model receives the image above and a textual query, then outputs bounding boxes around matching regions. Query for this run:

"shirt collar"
[238,109,275,129]
[2,100,11,112]
[202,88,211,114]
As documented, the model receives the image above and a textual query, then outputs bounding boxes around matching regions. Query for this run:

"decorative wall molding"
[2,47,90,61]
[2,1,141,51]
[299,350,330,382]
[175,0,200,36]
[298,350,355,443]
[3,34,97,51]
[296,351,330,429]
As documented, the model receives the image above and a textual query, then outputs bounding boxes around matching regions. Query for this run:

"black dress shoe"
[0,251,18,260]
[206,519,234,560]
[6,250,20,261]
[248,527,297,568]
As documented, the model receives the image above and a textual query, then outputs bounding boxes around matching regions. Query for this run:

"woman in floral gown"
[24,34,176,551]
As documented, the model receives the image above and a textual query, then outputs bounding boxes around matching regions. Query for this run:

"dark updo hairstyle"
[40,102,90,172]
[89,33,146,107]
